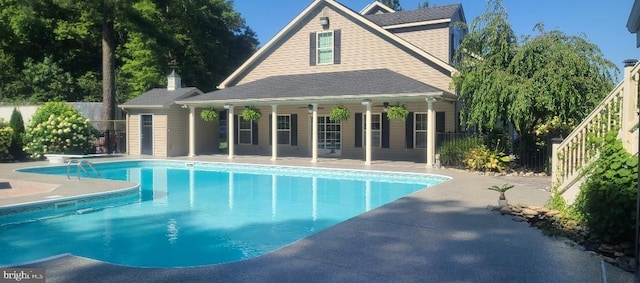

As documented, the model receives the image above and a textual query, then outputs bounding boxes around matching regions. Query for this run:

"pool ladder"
[67,159,101,180]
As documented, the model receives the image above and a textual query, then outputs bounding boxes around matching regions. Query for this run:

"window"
[363,114,382,147]
[238,117,253,144]
[277,115,291,145]
[317,31,333,65]
[318,116,341,150]
[414,113,427,148]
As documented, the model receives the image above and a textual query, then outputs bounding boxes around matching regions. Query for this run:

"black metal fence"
[90,120,126,154]
[435,132,551,174]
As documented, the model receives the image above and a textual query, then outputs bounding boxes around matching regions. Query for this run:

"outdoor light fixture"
[382,102,389,112]
[308,104,314,113]
[320,17,329,27]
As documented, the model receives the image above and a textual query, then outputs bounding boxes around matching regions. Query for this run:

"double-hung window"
[363,114,382,147]
[317,31,334,65]
[414,113,428,148]
[238,118,253,145]
[277,115,291,145]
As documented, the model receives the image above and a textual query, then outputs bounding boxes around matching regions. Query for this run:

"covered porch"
[176,69,457,167]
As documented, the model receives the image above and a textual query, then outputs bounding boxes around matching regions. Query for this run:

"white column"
[226,105,235,159]
[426,98,436,168]
[271,105,278,161]
[622,60,638,152]
[363,100,372,165]
[188,106,196,157]
[311,104,319,163]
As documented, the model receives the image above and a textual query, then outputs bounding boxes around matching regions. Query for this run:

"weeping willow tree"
[452,0,616,157]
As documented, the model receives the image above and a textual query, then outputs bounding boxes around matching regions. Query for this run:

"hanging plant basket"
[242,106,262,121]
[200,107,219,121]
[329,105,351,122]
[386,104,409,121]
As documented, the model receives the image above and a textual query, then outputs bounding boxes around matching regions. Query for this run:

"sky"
[233,0,640,81]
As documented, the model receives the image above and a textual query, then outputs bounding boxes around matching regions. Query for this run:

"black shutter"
[268,115,272,145]
[234,115,239,145]
[355,113,362,148]
[381,112,389,148]
[291,114,298,146]
[333,29,341,64]
[436,112,446,133]
[252,120,259,145]
[405,112,414,148]
[310,32,316,66]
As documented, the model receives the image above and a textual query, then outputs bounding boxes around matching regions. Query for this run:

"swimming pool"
[2,160,449,267]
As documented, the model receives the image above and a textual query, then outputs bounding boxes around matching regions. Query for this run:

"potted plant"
[242,106,262,121]
[386,104,409,121]
[329,105,350,122]
[200,107,219,121]
[487,183,514,207]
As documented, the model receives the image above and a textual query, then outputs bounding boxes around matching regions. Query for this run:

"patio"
[0,156,632,282]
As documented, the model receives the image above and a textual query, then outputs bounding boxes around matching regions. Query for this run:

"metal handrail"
[66,159,101,180]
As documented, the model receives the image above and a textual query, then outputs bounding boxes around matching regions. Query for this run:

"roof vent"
[167,70,181,91]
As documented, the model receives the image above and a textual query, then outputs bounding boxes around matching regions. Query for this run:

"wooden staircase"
[551,60,640,202]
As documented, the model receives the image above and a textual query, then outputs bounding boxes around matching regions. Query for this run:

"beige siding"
[165,107,189,157]
[232,5,453,92]
[393,25,450,64]
[154,114,168,157]
[128,114,140,155]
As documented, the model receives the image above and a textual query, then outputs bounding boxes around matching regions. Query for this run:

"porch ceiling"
[176,69,456,107]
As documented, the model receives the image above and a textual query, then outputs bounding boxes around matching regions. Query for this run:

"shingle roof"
[364,4,461,27]
[179,69,449,103]
[121,87,200,108]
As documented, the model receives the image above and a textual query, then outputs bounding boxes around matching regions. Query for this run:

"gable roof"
[364,4,462,28]
[177,69,454,105]
[218,0,458,89]
[120,87,201,109]
[360,1,396,15]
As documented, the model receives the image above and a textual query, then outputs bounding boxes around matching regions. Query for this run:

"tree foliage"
[452,0,616,142]
[380,0,402,11]
[0,0,258,108]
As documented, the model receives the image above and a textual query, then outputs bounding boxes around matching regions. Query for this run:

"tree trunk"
[102,18,116,153]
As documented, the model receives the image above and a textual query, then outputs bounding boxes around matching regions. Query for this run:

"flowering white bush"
[23,104,98,159]
[0,127,13,160]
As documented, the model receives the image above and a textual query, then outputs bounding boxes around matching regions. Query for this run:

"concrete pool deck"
[0,155,633,282]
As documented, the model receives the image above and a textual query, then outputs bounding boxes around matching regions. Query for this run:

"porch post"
[225,105,234,159]
[188,106,196,157]
[623,59,639,152]
[271,105,278,161]
[426,98,436,168]
[311,104,319,162]
[363,100,372,165]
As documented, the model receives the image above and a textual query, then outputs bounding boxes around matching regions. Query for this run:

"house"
[120,71,218,157]
[122,0,466,166]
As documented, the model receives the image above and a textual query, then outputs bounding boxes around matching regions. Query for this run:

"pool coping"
[0,155,633,282]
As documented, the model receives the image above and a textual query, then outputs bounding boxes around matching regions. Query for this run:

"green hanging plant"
[329,105,350,122]
[386,104,409,121]
[200,107,219,121]
[242,106,262,121]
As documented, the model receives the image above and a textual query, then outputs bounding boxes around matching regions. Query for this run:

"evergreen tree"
[381,0,402,11]
[8,108,25,160]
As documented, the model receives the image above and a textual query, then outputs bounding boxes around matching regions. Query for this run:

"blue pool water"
[2,160,449,267]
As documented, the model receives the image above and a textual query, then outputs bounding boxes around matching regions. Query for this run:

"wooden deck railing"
[551,60,639,194]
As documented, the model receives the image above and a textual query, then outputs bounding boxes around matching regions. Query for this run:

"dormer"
[360,1,396,15]
[167,70,182,91]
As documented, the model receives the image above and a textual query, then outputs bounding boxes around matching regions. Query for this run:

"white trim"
[276,114,292,145]
[382,18,451,30]
[360,1,395,15]
[413,112,428,149]
[316,30,335,65]
[363,113,382,148]
[238,116,253,145]
[218,0,457,89]
[139,113,154,156]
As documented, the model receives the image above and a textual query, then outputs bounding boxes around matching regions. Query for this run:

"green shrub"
[0,127,13,160]
[464,144,511,172]
[438,136,484,167]
[23,102,98,159]
[574,132,638,243]
[8,108,25,160]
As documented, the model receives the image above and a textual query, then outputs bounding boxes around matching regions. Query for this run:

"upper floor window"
[317,31,334,65]
[310,30,341,66]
